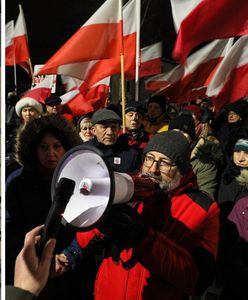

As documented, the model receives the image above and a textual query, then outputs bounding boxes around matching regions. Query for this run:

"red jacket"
[77,175,219,300]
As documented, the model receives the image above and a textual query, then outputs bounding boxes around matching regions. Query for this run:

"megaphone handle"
[37,200,67,257]
[36,178,75,257]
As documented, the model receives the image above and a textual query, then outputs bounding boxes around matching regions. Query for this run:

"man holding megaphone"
[73,130,219,300]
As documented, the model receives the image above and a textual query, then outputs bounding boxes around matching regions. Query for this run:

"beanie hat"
[147,95,167,112]
[144,131,191,173]
[226,102,246,119]
[234,139,248,153]
[169,114,196,141]
[184,104,203,120]
[92,108,122,125]
[125,101,145,115]
[15,97,43,117]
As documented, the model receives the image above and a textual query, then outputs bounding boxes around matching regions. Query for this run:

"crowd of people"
[5,92,248,300]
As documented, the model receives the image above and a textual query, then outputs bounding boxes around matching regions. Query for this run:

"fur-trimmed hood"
[236,169,248,190]
[15,114,82,169]
[192,139,224,167]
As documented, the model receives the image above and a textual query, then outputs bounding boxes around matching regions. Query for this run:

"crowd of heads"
[10,92,248,179]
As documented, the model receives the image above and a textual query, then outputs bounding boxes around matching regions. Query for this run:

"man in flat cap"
[77,130,219,299]
[45,95,62,115]
[87,108,142,173]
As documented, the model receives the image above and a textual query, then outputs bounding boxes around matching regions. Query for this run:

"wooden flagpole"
[28,58,35,85]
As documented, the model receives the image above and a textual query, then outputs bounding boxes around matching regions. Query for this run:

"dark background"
[6,0,177,92]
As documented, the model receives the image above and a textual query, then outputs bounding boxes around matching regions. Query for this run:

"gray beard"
[141,171,182,192]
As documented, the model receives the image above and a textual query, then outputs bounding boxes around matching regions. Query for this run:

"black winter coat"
[87,136,142,173]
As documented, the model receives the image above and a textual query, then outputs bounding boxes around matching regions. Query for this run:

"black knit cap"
[169,114,196,141]
[147,95,167,112]
[125,101,145,115]
[92,108,122,125]
[144,131,191,173]
[226,102,246,119]
[45,95,62,106]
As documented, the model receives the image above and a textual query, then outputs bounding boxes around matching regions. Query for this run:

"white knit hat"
[15,97,43,117]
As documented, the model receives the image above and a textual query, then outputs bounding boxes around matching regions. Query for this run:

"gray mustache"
[140,171,162,181]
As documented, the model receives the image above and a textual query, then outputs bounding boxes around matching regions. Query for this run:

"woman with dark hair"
[5,114,95,300]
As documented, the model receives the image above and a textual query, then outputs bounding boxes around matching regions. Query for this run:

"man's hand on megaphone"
[100,204,147,249]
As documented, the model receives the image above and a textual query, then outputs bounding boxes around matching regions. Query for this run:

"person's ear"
[91,126,96,135]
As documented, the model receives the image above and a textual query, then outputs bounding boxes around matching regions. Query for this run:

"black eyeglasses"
[143,154,176,172]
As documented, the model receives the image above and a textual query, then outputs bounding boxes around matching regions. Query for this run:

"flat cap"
[45,95,62,106]
[92,108,122,124]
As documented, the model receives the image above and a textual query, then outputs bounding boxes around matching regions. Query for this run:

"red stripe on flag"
[211,64,248,111]
[172,0,248,64]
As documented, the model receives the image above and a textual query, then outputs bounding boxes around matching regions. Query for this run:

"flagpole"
[13,58,17,94]
[135,0,141,101]
[28,58,35,84]
[119,0,126,133]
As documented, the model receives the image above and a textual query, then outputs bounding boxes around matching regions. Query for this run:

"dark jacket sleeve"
[6,286,36,300]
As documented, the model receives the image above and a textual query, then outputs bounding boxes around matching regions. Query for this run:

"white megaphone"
[51,144,136,231]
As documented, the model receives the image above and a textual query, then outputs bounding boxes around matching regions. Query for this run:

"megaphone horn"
[51,145,136,231]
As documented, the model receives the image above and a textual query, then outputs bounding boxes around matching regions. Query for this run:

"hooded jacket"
[191,138,224,198]
[77,171,219,300]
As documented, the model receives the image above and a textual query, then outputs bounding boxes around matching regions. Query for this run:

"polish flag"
[61,77,110,117]
[146,38,233,103]
[207,35,248,111]
[61,75,82,92]
[126,42,162,80]
[6,5,32,76]
[171,0,248,64]
[38,0,122,76]
[21,76,54,103]
[5,21,15,65]
[39,0,137,90]
[145,65,184,91]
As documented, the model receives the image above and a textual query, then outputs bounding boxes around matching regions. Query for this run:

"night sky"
[6,0,177,90]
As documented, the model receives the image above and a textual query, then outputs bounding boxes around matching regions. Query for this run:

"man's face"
[227,111,241,123]
[142,151,182,192]
[92,122,120,145]
[125,111,143,131]
[147,102,163,119]
[46,103,62,114]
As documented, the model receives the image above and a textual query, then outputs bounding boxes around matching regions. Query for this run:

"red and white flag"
[6,5,32,76]
[5,20,15,65]
[126,42,162,80]
[171,0,248,64]
[21,76,54,103]
[61,75,82,92]
[61,77,110,117]
[146,38,233,103]
[39,0,137,90]
[38,0,122,76]
[207,35,248,111]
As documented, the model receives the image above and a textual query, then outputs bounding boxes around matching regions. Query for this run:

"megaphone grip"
[37,177,75,256]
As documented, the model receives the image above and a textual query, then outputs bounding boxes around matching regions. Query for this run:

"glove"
[100,204,147,249]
